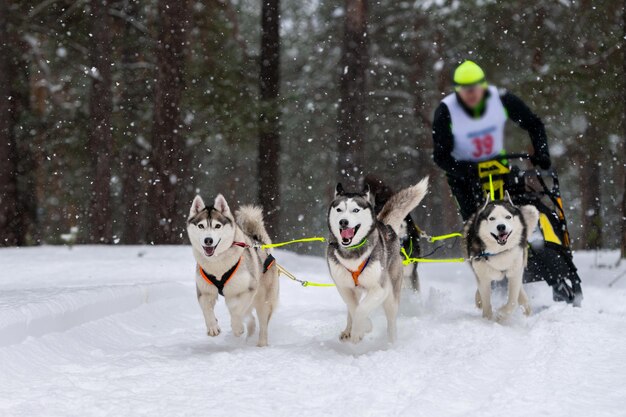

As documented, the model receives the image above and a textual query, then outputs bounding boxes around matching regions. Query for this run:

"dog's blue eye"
[352,208,360,213]
[198,224,205,229]
[215,224,222,229]
[336,208,342,213]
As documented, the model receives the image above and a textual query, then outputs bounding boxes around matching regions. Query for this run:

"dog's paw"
[522,303,532,316]
[482,309,493,320]
[496,304,516,320]
[349,331,365,344]
[232,322,245,337]
[207,324,221,337]
[257,338,268,348]
[339,330,351,342]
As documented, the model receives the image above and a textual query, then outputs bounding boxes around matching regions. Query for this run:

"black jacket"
[432,89,550,178]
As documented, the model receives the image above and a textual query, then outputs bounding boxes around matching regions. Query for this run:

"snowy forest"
[3,2,626,415]
[0,0,624,254]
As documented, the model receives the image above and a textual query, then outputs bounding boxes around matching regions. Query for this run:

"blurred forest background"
[0,0,624,255]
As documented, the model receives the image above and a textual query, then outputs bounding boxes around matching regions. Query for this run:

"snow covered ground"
[1,245,625,417]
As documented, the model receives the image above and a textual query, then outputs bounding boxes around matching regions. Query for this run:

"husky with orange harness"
[326,177,429,344]
[187,194,279,347]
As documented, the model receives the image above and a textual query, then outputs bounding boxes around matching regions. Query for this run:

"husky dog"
[326,178,429,344]
[187,194,279,347]
[463,195,539,320]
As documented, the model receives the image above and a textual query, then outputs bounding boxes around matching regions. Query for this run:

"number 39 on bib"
[443,85,507,162]
[471,134,494,158]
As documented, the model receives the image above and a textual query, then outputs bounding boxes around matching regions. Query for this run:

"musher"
[432,60,551,220]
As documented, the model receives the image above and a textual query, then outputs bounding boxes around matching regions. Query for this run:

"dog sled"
[476,153,583,306]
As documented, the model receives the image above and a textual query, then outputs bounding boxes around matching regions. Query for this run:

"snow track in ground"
[0,246,625,417]
[0,282,188,346]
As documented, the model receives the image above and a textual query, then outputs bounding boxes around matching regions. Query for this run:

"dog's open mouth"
[491,231,511,246]
[203,245,217,257]
[340,224,360,246]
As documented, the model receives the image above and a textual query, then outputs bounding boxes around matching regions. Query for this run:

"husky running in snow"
[326,178,429,344]
[186,194,279,347]
[463,195,539,320]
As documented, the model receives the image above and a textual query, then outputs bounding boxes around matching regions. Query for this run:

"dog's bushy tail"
[236,205,272,245]
[377,177,429,234]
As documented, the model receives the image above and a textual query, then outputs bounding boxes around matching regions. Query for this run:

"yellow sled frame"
[478,159,510,201]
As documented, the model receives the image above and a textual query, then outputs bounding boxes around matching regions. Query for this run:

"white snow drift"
[0,246,625,417]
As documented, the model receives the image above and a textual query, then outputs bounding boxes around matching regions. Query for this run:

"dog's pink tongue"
[340,228,355,239]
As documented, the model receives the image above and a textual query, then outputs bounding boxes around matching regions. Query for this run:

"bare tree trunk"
[337,0,368,189]
[622,0,626,258]
[0,2,21,246]
[580,123,603,249]
[258,0,281,237]
[433,29,459,232]
[409,12,437,234]
[87,0,114,243]
[120,0,146,244]
[147,0,191,244]
[622,173,626,258]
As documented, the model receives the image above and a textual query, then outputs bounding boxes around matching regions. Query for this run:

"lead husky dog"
[187,194,279,347]
[464,195,539,320]
[326,178,429,344]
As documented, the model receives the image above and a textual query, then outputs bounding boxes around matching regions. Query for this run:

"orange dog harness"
[198,254,276,296]
[349,257,370,286]
[199,257,243,296]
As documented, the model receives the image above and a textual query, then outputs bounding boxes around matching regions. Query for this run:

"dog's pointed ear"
[520,205,540,240]
[190,195,205,217]
[505,191,515,206]
[214,194,230,214]
[362,183,371,201]
[335,183,344,197]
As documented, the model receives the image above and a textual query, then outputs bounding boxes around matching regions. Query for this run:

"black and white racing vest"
[442,85,507,162]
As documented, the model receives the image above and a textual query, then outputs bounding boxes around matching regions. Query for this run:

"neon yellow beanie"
[453,61,487,88]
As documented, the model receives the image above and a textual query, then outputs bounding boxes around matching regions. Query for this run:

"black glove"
[531,153,551,170]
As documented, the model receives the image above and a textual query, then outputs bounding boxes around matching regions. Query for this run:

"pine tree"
[147,0,191,243]
[337,0,368,189]
[258,0,282,237]
[87,0,114,243]
[0,1,20,246]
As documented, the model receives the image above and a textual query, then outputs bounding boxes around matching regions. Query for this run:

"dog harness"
[199,257,243,296]
[348,257,370,286]
[471,247,514,262]
[263,254,276,272]
[198,254,276,296]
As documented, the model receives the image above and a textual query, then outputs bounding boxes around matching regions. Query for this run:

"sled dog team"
[187,178,540,346]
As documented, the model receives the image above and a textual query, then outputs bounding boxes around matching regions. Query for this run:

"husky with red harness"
[326,178,428,344]
[187,194,279,347]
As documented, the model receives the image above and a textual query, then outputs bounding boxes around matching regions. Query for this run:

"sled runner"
[477,154,583,306]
